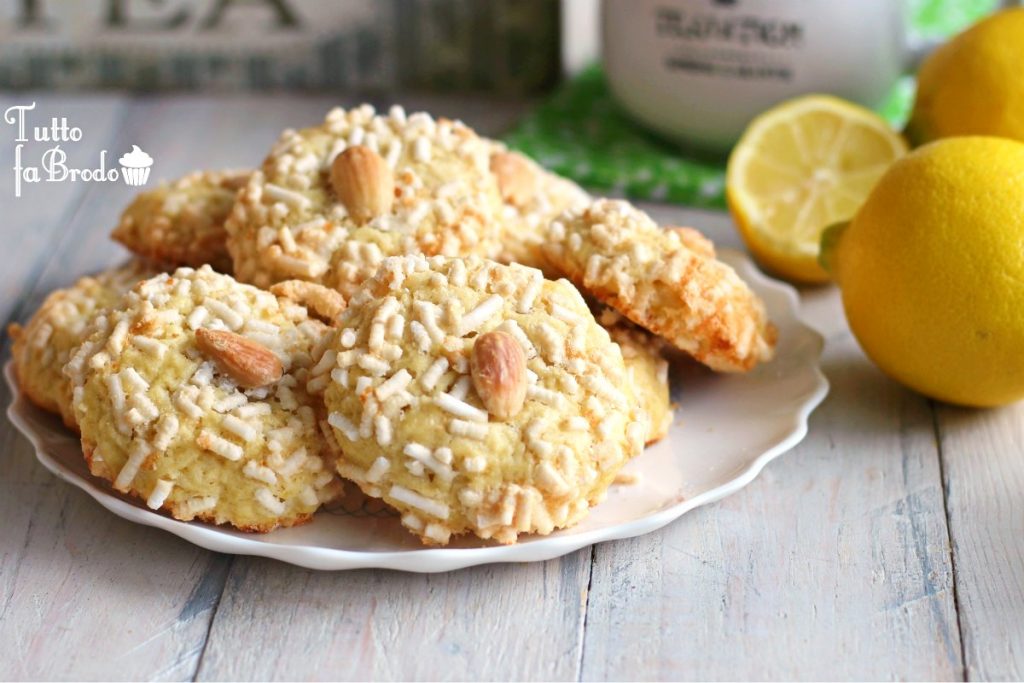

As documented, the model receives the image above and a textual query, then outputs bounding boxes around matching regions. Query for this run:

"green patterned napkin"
[503,0,999,210]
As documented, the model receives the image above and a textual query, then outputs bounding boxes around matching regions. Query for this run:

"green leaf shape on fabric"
[503,0,998,209]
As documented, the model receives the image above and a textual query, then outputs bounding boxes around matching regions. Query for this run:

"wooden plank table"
[0,93,1021,681]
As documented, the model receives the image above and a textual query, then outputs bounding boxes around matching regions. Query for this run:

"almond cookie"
[316,254,646,546]
[597,308,672,445]
[489,148,591,272]
[545,199,777,372]
[66,266,343,532]
[112,169,249,272]
[225,105,505,297]
[8,260,158,430]
[668,225,716,260]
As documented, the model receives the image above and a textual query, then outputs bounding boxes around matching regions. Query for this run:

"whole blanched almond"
[330,145,394,224]
[195,328,283,388]
[490,151,535,206]
[470,330,527,420]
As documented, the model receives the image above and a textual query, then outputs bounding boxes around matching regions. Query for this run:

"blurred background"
[0,0,1003,210]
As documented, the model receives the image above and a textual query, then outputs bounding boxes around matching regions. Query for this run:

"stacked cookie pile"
[9,105,776,545]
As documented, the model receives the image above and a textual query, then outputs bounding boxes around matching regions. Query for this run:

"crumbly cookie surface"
[668,225,716,260]
[545,199,776,372]
[9,261,158,429]
[112,169,248,272]
[489,148,591,273]
[66,266,342,532]
[225,105,505,297]
[317,255,646,545]
[598,308,672,445]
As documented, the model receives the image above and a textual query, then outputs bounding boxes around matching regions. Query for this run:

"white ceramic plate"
[6,251,828,572]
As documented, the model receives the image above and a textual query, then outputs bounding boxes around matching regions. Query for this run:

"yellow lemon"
[727,95,906,284]
[908,8,1024,145]
[823,137,1024,407]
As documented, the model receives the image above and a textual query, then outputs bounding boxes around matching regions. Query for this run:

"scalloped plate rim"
[5,250,828,572]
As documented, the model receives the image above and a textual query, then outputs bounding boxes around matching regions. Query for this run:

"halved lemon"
[726,95,907,283]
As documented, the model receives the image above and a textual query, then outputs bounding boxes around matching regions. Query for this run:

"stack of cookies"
[9,105,776,546]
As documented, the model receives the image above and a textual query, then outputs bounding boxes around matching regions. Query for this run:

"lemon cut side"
[726,95,907,283]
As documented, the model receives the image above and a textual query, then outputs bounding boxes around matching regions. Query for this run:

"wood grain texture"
[193,94,564,683]
[195,553,590,681]
[578,284,964,681]
[0,93,544,682]
[0,95,127,330]
[0,426,229,680]
[0,97,229,681]
[3,95,1022,682]
[0,95,350,680]
[936,403,1024,680]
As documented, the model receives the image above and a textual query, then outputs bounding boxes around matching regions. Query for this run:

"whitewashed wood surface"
[0,93,1021,681]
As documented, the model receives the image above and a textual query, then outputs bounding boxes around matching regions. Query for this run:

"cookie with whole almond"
[8,260,159,430]
[316,254,646,546]
[112,169,249,272]
[65,266,343,532]
[488,147,591,273]
[225,104,506,297]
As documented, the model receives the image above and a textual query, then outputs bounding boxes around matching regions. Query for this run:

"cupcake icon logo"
[118,145,153,186]
[5,102,155,197]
